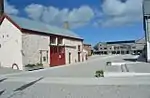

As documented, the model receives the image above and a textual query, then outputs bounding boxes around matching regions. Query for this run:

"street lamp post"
[0,0,4,17]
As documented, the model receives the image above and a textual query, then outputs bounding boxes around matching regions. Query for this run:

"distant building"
[0,14,85,70]
[83,43,92,56]
[82,49,88,61]
[94,38,145,55]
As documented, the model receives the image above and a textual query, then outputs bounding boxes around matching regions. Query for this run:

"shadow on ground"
[123,58,137,62]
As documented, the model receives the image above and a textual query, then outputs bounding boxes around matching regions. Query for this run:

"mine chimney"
[0,0,4,17]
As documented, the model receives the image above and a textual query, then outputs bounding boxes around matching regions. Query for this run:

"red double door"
[50,46,65,67]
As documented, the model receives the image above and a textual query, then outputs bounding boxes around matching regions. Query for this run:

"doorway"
[50,46,65,67]
[78,52,80,62]
[69,52,71,64]
[40,50,48,65]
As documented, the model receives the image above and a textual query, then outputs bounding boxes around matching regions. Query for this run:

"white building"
[143,0,150,62]
[0,14,84,70]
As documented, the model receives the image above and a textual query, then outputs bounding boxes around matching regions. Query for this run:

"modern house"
[94,38,145,55]
[0,14,85,70]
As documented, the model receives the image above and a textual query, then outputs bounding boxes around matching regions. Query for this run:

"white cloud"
[96,0,143,27]
[4,0,19,15]
[25,4,94,28]
[25,0,143,28]
[2,0,144,28]
[25,4,44,20]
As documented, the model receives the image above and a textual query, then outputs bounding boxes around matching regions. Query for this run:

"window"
[0,44,1,48]
[114,47,118,50]
[120,46,124,49]
[7,35,9,37]
[58,38,63,45]
[50,36,56,44]
[43,56,46,62]
[104,47,107,50]
[2,35,4,38]
[132,46,136,49]
[78,45,81,51]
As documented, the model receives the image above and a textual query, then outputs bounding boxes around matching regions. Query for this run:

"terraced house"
[94,38,145,55]
[0,14,85,70]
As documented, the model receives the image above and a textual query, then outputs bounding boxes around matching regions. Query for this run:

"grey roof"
[7,14,83,39]
[135,37,146,44]
[106,40,135,44]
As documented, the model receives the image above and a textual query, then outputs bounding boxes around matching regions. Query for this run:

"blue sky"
[5,0,144,45]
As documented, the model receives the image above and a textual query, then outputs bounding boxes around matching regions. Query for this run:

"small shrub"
[36,63,44,69]
[106,61,111,66]
[25,64,36,68]
[36,63,43,67]
[95,70,104,77]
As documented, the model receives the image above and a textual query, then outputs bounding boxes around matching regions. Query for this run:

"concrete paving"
[1,76,150,98]
[1,54,149,78]
[127,62,150,73]
[0,67,22,75]
[2,55,121,77]
[0,55,150,98]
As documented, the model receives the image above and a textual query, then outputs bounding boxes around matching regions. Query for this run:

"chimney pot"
[63,21,69,29]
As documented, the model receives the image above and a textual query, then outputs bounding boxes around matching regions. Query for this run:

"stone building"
[0,14,85,70]
[83,43,92,56]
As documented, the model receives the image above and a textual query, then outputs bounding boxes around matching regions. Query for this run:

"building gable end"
[0,14,21,31]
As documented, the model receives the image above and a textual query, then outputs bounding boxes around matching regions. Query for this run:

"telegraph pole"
[0,0,4,17]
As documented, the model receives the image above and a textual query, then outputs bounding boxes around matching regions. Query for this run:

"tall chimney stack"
[0,0,4,17]
[63,21,70,29]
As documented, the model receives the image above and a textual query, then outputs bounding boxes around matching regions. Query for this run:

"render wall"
[0,18,23,70]
[22,32,50,67]
[83,45,92,56]
[146,19,150,62]
[63,38,83,64]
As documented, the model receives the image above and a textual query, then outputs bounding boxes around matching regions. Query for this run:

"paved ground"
[127,62,150,73]
[2,54,147,78]
[1,76,150,98]
[0,55,150,98]
[1,55,120,77]
[0,67,22,75]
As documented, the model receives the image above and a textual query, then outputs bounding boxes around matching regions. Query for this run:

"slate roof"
[106,40,135,44]
[135,37,146,44]
[6,14,83,39]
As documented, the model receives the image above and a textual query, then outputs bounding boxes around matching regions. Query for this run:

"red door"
[50,46,65,67]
